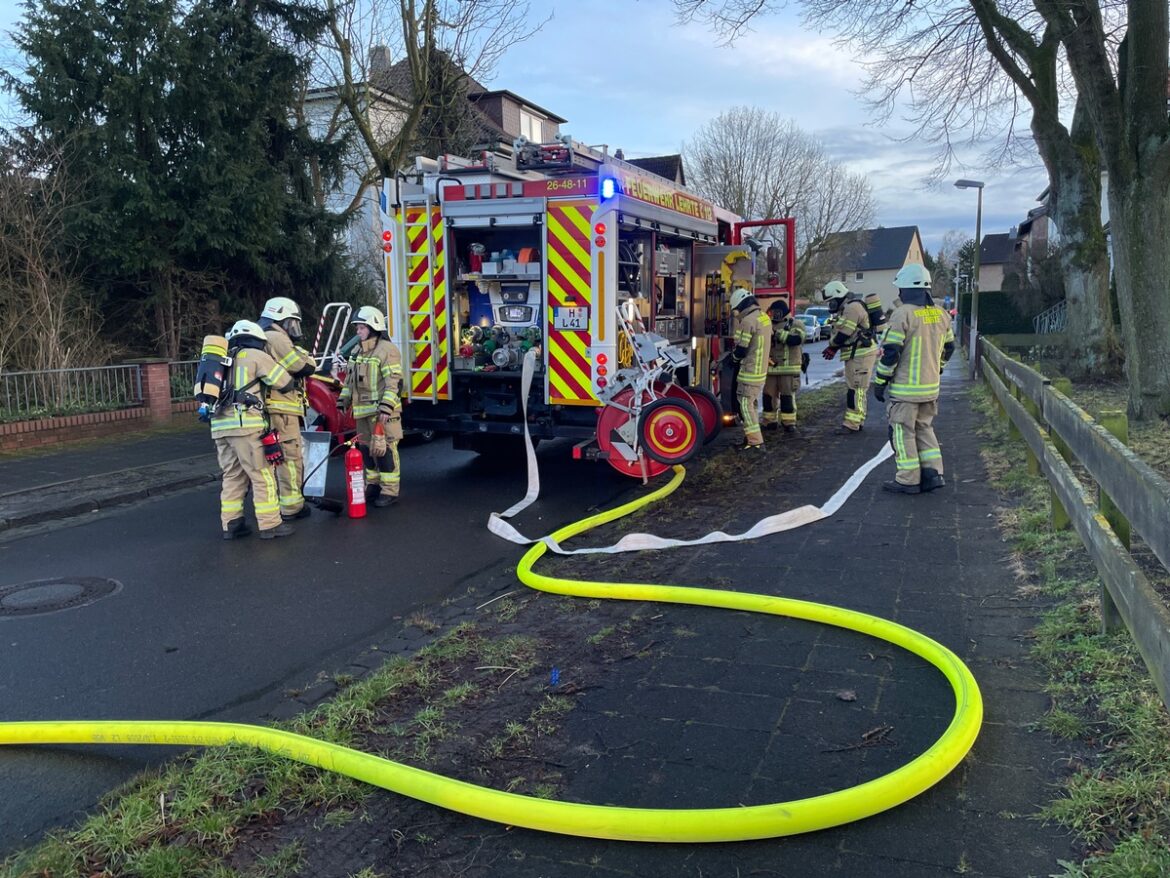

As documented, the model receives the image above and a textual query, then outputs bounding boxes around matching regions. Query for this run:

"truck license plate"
[553,307,589,330]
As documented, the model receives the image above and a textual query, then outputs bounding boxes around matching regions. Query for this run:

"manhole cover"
[0,577,121,617]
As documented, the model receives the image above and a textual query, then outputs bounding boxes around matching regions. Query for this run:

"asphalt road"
[0,436,635,856]
[800,338,840,388]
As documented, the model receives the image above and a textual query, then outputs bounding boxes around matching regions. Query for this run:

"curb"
[0,456,219,532]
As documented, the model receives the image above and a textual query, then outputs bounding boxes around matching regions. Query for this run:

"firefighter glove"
[873,382,886,403]
[260,430,285,466]
[822,346,838,361]
[370,428,388,458]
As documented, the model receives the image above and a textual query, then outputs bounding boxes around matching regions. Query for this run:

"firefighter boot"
[882,481,921,495]
[282,506,311,521]
[259,522,296,540]
[222,518,251,540]
[373,494,398,508]
[920,467,946,492]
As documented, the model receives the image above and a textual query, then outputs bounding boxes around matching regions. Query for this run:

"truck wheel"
[660,384,722,445]
[596,389,670,480]
[638,397,702,465]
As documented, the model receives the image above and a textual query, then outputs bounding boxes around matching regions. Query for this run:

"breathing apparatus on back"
[195,321,268,420]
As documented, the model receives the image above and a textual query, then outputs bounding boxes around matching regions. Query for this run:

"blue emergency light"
[600,177,617,199]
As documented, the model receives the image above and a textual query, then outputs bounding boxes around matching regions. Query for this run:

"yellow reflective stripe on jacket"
[210,410,268,435]
[888,381,940,400]
[738,310,771,383]
[768,319,804,375]
[380,361,402,408]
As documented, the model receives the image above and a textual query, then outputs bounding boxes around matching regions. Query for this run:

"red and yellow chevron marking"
[401,206,450,400]
[546,200,597,406]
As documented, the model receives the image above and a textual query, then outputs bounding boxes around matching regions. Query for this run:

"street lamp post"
[955,179,984,378]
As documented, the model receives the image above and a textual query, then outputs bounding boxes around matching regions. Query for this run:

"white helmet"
[893,263,932,289]
[352,306,387,334]
[729,287,754,311]
[821,280,850,301]
[260,296,301,322]
[226,319,267,344]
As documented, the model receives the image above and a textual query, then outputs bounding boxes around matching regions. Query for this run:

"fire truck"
[374,137,795,480]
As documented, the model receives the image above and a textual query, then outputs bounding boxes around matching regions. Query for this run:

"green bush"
[958,290,1035,334]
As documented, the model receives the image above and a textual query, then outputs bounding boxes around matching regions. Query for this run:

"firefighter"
[339,306,404,506]
[213,320,296,540]
[820,280,878,433]
[729,286,771,449]
[258,296,316,521]
[762,298,805,432]
[872,264,956,494]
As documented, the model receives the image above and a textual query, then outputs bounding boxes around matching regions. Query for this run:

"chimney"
[369,45,392,80]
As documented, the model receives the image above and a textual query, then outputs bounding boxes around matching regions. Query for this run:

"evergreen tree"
[10,0,353,357]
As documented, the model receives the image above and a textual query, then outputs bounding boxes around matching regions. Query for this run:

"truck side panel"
[401,205,451,401]
[544,198,599,407]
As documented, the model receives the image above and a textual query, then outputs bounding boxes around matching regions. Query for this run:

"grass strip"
[971,384,1170,878]
[0,622,568,878]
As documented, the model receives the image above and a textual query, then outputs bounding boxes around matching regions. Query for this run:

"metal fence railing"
[0,365,144,423]
[169,360,198,402]
[1032,299,1067,334]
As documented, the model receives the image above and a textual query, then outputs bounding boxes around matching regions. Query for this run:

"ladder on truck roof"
[400,195,448,402]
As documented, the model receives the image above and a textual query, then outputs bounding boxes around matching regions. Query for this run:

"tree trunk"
[1030,96,1119,379]
[1047,162,1117,379]
[1109,174,1170,418]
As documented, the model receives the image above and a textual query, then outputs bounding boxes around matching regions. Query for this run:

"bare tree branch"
[683,106,877,294]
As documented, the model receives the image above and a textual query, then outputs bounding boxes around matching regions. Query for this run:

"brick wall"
[0,360,189,453]
[0,406,151,452]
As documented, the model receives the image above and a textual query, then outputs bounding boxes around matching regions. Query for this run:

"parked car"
[801,306,833,340]
[797,313,821,341]
[803,305,832,323]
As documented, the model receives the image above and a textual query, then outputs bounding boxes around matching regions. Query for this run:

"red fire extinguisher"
[345,442,366,519]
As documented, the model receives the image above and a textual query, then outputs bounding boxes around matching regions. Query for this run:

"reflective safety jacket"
[829,299,877,361]
[874,304,955,402]
[264,327,315,417]
[339,337,404,418]
[733,304,772,384]
[768,316,806,375]
[210,348,292,438]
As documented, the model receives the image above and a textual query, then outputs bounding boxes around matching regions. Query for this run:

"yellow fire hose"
[0,466,981,843]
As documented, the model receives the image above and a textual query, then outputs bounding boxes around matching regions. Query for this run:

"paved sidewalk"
[244,372,1077,877]
[0,425,215,531]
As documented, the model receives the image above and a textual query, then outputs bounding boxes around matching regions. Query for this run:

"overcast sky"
[0,0,1050,254]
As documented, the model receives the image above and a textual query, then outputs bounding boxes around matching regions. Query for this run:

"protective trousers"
[888,400,942,486]
[215,434,281,531]
[267,412,304,516]
[737,380,765,446]
[763,374,799,427]
[356,415,401,497]
[843,350,877,431]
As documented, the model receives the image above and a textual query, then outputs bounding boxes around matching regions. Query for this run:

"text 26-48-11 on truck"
[377,137,795,481]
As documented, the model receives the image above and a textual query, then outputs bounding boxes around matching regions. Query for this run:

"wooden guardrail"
[978,338,1170,711]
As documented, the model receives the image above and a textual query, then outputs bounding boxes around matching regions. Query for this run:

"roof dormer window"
[520,109,542,142]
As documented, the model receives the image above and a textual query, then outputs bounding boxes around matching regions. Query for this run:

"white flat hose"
[487,355,894,552]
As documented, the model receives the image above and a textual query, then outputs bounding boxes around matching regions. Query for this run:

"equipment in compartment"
[457,280,542,372]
